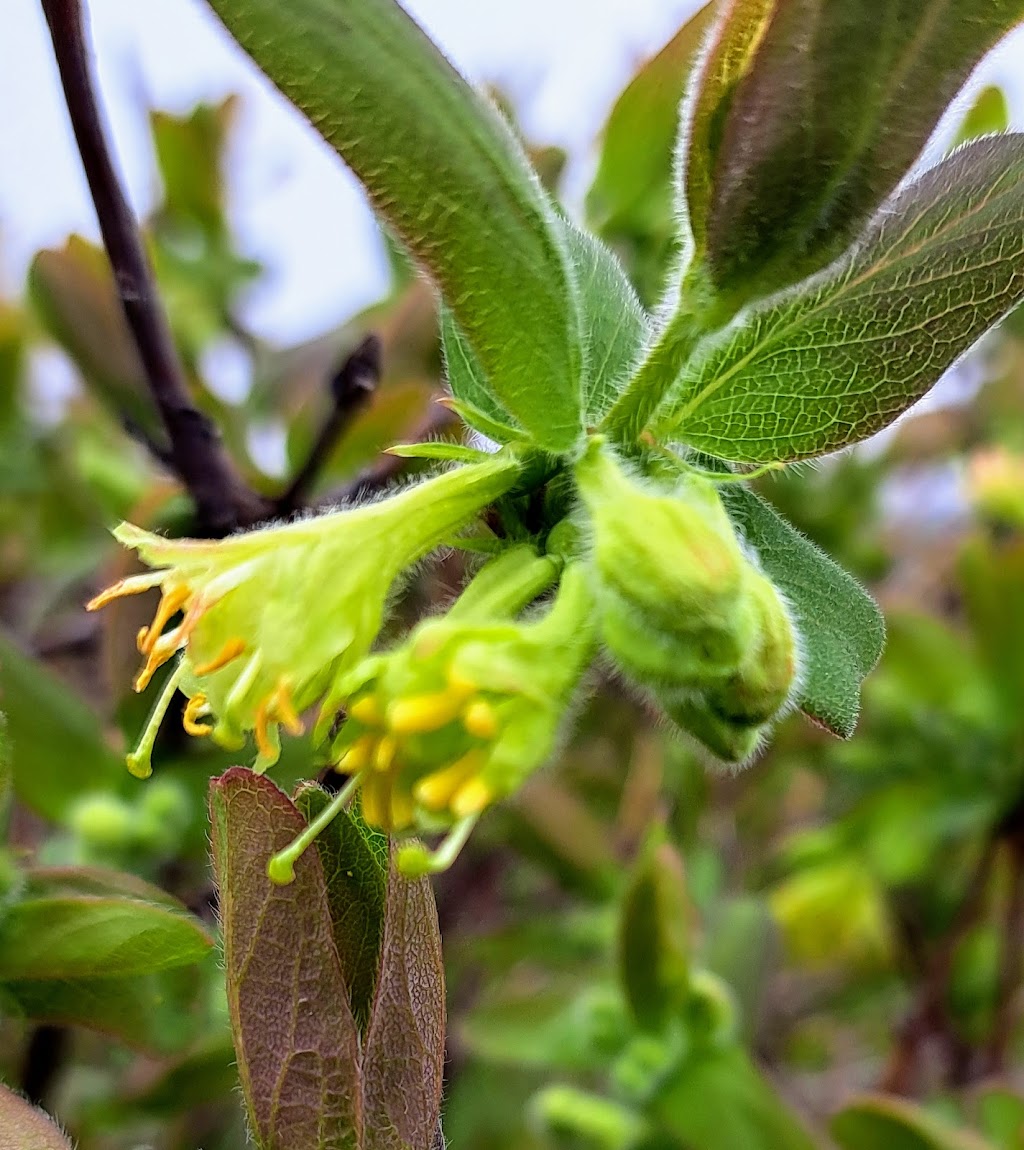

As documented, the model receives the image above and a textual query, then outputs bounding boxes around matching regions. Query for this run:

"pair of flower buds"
[90,437,798,876]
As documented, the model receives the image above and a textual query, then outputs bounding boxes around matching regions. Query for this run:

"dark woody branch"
[40,0,266,534]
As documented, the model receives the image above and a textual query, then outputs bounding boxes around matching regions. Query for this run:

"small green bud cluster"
[575,438,799,763]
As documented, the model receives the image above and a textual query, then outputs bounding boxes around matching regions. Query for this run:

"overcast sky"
[5,1,1024,344]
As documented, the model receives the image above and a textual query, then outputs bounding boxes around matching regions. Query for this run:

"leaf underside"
[659,136,1024,462]
[205,0,584,452]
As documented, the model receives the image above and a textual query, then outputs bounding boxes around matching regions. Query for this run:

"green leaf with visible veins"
[204,0,583,453]
[362,844,446,1150]
[560,222,649,423]
[721,484,884,737]
[0,894,212,979]
[0,1084,71,1150]
[693,0,1024,305]
[657,136,1024,462]
[294,786,388,1035]
[209,768,361,1150]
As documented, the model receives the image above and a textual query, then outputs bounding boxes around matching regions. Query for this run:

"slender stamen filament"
[125,659,186,779]
[396,814,480,877]
[266,772,363,885]
[86,570,166,612]
[139,586,190,655]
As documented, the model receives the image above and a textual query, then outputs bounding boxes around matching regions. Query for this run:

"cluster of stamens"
[336,662,501,831]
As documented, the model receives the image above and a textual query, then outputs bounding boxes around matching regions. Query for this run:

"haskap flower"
[267,547,598,881]
[88,453,522,778]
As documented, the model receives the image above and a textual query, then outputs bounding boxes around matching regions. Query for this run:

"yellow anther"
[452,777,494,818]
[193,637,246,676]
[350,695,384,726]
[136,626,150,652]
[413,750,485,812]
[463,700,499,740]
[387,691,463,735]
[139,585,190,655]
[86,570,165,612]
[182,693,213,736]
[337,735,375,774]
[274,682,304,737]
[373,734,397,773]
[254,700,275,762]
[360,772,391,829]
[389,787,415,831]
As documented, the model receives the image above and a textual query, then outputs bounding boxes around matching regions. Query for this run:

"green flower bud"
[574,437,754,688]
[87,454,521,778]
[704,570,798,727]
[658,570,799,763]
[324,550,598,834]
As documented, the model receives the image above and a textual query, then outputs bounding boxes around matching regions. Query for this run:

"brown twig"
[277,334,381,514]
[40,0,265,534]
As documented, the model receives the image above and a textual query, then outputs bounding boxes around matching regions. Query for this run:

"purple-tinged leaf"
[0,1084,71,1150]
[209,768,362,1150]
[362,845,445,1150]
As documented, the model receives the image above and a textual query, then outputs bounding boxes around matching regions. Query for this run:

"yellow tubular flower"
[88,453,522,779]
[267,548,597,883]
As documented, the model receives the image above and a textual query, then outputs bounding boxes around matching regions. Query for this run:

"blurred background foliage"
[3,19,1024,1149]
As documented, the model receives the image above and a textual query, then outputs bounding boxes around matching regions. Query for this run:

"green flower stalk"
[88,453,522,777]
[268,547,599,882]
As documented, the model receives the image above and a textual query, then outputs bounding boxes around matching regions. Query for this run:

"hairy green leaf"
[618,840,692,1032]
[695,0,1024,303]
[205,0,583,452]
[440,308,523,443]
[209,768,362,1150]
[362,844,446,1150]
[658,136,1024,462]
[294,787,388,1035]
[561,223,649,422]
[0,1084,71,1150]
[831,1095,995,1150]
[0,894,212,980]
[0,628,123,821]
[587,3,717,237]
[721,485,884,736]
[681,0,776,268]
